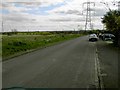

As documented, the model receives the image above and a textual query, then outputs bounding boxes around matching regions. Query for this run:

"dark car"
[102,34,115,41]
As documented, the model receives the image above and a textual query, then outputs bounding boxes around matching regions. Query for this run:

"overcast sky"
[0,0,119,32]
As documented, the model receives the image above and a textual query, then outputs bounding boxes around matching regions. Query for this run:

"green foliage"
[102,10,120,31]
[2,34,82,59]
[102,10,120,46]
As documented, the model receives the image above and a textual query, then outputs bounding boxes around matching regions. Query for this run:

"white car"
[89,34,98,42]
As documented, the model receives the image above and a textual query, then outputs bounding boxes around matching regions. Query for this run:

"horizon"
[1,0,119,32]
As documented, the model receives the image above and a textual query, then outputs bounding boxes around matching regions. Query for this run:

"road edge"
[95,47,104,89]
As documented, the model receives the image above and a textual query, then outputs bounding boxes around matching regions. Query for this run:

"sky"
[0,0,119,32]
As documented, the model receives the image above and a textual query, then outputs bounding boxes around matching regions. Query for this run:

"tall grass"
[2,34,82,60]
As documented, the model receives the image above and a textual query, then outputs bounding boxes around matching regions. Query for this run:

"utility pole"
[83,0,95,31]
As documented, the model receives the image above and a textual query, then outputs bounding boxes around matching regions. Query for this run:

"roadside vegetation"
[2,32,84,60]
[102,10,120,47]
[0,42,1,58]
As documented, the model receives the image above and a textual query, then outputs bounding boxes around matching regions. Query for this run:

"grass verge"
[2,34,83,61]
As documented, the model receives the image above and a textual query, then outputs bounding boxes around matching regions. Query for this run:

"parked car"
[102,34,115,41]
[89,34,98,42]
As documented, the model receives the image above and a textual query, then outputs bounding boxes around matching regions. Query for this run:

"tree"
[102,10,120,31]
[102,10,120,46]
[115,16,120,46]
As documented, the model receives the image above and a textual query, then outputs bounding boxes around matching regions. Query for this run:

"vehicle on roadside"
[102,34,115,41]
[98,33,102,39]
[89,34,98,42]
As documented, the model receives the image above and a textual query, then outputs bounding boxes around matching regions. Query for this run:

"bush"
[13,41,27,46]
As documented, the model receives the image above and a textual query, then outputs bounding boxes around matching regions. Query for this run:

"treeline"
[102,10,120,47]
[1,30,89,36]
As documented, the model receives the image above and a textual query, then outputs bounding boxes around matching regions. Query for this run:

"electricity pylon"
[83,1,95,30]
[118,1,120,11]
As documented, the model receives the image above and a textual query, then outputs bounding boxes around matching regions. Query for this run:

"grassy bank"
[2,34,83,60]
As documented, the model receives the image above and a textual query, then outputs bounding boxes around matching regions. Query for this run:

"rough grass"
[2,34,82,60]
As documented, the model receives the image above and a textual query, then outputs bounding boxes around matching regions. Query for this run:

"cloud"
[94,9,107,16]
[1,0,118,32]
[2,2,31,13]
[3,0,65,7]
[3,13,35,22]
[55,9,82,15]
[49,15,86,22]
[10,2,41,7]
[2,0,67,15]
[50,18,72,22]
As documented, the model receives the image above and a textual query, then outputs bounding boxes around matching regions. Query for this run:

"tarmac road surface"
[2,36,99,88]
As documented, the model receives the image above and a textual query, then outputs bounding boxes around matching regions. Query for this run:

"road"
[2,36,100,88]
[96,40,119,88]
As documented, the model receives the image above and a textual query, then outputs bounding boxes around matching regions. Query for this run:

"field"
[2,33,83,60]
